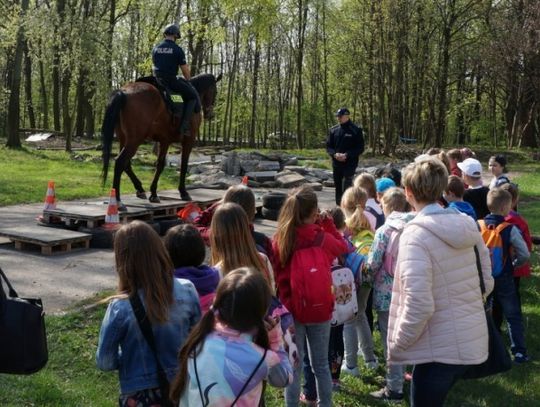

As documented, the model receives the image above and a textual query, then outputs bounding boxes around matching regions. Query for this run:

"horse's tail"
[101,90,127,186]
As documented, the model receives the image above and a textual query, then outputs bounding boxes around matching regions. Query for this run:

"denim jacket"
[96,278,201,394]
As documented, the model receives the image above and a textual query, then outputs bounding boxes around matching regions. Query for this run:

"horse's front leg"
[149,142,169,203]
[179,140,193,201]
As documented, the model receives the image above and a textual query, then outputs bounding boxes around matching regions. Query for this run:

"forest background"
[1,0,539,153]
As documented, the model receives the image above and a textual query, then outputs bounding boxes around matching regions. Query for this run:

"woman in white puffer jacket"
[387,156,493,407]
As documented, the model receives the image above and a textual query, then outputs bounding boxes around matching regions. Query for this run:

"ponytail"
[275,186,318,267]
[170,310,216,403]
[341,186,371,234]
[346,206,372,234]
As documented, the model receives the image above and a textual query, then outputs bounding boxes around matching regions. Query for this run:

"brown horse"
[101,73,221,210]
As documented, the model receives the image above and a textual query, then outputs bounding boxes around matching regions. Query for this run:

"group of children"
[95,148,533,407]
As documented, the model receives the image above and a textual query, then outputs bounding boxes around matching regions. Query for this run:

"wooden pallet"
[43,202,152,228]
[121,196,189,219]
[0,226,91,255]
[158,188,223,208]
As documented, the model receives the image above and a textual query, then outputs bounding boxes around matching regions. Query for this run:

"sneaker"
[365,359,379,370]
[341,364,360,377]
[299,393,317,406]
[514,352,530,364]
[370,387,404,402]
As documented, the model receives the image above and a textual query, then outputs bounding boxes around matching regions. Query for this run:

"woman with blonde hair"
[210,202,274,288]
[96,221,201,406]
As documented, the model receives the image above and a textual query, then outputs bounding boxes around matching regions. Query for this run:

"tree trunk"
[23,40,36,129]
[249,38,260,148]
[296,0,308,149]
[6,0,30,148]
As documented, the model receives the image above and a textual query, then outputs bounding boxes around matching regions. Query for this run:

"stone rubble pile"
[185,151,407,190]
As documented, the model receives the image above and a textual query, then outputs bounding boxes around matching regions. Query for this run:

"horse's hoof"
[118,202,128,212]
[149,195,161,203]
[136,191,147,200]
[180,191,192,201]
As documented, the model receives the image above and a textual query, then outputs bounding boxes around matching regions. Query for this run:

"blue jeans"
[285,321,332,407]
[411,362,469,407]
[493,271,527,355]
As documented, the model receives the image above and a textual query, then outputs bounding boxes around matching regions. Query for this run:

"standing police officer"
[326,108,365,205]
[152,24,198,136]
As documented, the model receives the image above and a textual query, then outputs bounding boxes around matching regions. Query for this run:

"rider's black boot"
[179,99,197,136]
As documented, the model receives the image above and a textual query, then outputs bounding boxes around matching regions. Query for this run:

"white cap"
[457,158,482,178]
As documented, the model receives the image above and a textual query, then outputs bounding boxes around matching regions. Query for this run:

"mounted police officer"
[326,107,365,205]
[152,24,198,137]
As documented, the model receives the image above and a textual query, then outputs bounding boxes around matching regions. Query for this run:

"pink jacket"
[388,205,494,366]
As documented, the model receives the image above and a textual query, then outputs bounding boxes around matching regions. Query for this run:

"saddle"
[136,76,184,115]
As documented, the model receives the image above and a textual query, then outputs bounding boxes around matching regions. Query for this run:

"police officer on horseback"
[152,24,198,136]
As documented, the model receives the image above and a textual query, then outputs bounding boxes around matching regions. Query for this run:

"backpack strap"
[495,222,511,234]
[129,294,172,406]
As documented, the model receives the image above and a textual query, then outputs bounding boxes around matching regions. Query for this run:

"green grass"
[1,272,539,406]
[0,144,181,206]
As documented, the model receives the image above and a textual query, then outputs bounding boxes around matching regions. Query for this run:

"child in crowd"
[210,202,274,289]
[96,221,201,406]
[460,147,476,159]
[194,184,274,258]
[354,173,384,229]
[459,158,490,219]
[367,187,414,402]
[273,186,348,407]
[340,186,378,376]
[500,182,533,304]
[481,188,530,363]
[447,148,463,177]
[444,175,477,220]
[301,207,350,404]
[171,267,293,406]
[488,154,511,189]
[164,224,219,313]
[375,177,396,203]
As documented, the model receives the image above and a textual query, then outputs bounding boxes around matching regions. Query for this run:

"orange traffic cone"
[103,188,120,228]
[242,175,249,186]
[43,180,56,210]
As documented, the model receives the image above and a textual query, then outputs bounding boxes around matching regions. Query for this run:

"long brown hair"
[114,220,174,324]
[210,202,268,279]
[170,267,271,403]
[275,185,318,267]
[341,186,372,234]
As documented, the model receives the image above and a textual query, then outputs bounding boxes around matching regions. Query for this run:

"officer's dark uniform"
[152,37,198,134]
[326,112,365,205]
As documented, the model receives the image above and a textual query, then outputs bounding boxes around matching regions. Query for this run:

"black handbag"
[462,246,512,379]
[0,266,48,374]
[129,294,174,407]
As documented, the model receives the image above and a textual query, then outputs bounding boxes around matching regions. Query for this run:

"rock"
[306,182,323,191]
[246,171,278,183]
[284,165,308,175]
[284,157,299,166]
[308,168,333,181]
[261,181,280,188]
[257,160,281,171]
[304,175,322,184]
[323,180,335,188]
[220,151,242,176]
[240,159,260,173]
[276,172,307,188]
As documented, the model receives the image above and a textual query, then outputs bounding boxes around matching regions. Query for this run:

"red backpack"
[289,232,334,324]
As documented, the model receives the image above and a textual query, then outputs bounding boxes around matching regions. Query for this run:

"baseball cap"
[457,158,482,178]
[376,177,396,193]
[335,107,350,116]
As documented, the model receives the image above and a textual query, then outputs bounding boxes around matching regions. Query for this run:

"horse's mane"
[190,73,216,92]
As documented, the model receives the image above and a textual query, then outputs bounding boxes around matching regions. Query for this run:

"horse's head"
[191,73,222,120]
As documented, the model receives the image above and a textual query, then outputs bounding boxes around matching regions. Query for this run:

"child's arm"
[272,241,292,311]
[476,235,494,296]
[510,226,530,267]
[366,228,387,277]
[265,322,293,388]
[96,301,125,371]
[319,215,348,257]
